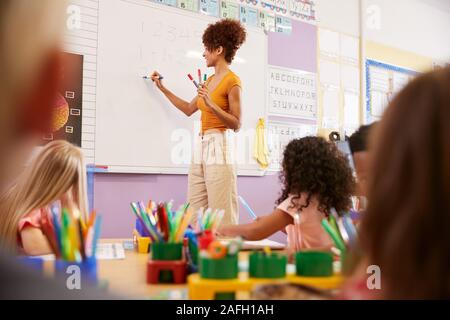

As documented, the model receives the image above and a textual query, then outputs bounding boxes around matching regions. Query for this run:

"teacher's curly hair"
[202,19,247,64]
[276,136,355,215]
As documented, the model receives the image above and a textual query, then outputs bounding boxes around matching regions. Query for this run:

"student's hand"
[197,85,211,106]
[151,71,164,91]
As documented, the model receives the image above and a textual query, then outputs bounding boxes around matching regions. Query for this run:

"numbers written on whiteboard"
[145,21,203,43]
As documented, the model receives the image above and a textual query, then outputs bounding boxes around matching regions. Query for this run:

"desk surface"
[45,239,252,299]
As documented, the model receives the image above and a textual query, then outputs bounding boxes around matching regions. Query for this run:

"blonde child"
[218,136,355,252]
[0,140,88,255]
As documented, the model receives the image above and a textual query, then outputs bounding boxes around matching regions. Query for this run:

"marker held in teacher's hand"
[187,74,199,88]
[198,69,202,85]
[143,75,164,80]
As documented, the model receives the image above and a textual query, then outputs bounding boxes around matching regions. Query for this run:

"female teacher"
[151,19,247,226]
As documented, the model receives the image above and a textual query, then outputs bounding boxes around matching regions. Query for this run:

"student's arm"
[20,227,53,256]
[151,71,198,117]
[197,85,242,131]
[217,208,293,241]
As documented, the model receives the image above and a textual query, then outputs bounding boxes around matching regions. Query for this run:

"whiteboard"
[95,0,267,175]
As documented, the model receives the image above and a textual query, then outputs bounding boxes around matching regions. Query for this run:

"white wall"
[363,0,450,61]
[315,0,360,36]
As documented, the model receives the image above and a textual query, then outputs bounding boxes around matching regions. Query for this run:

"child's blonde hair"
[0,140,88,251]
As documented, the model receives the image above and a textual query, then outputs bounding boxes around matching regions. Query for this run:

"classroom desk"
[44,239,254,299]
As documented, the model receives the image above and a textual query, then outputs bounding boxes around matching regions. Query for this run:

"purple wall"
[94,173,287,243]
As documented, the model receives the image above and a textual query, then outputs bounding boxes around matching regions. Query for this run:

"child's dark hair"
[277,136,355,214]
[202,19,246,64]
[348,123,377,154]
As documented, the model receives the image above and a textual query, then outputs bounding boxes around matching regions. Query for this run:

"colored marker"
[203,74,207,82]
[198,69,202,85]
[143,75,164,80]
[187,74,199,88]
[238,196,258,220]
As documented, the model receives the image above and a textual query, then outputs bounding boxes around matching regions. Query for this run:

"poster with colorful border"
[42,52,83,147]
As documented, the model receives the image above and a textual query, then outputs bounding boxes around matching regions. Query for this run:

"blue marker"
[238,196,257,220]
[143,75,164,80]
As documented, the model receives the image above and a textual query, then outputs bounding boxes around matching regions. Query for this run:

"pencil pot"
[151,242,183,261]
[54,257,98,284]
[136,235,151,254]
[17,256,44,274]
[249,252,287,279]
[199,255,238,279]
[295,251,333,277]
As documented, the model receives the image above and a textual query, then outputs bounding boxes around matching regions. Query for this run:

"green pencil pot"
[249,251,287,279]
[296,251,333,277]
[199,255,239,279]
[151,242,183,261]
[150,242,183,283]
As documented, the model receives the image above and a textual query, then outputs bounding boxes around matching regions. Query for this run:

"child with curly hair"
[218,136,355,252]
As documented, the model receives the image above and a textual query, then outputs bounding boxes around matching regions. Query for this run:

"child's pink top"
[277,194,333,252]
[17,208,49,247]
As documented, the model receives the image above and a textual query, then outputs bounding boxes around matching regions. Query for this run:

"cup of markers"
[49,204,101,285]
[185,207,225,270]
[198,232,242,280]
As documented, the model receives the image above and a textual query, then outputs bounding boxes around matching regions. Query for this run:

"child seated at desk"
[341,66,450,299]
[218,136,355,253]
[0,140,88,255]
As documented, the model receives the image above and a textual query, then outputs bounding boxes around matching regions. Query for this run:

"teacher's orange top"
[197,70,241,133]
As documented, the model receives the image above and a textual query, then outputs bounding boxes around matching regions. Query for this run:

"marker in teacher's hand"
[143,75,164,80]
[198,69,202,85]
[187,74,199,88]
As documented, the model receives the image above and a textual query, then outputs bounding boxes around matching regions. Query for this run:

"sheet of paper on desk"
[95,243,125,260]
[242,239,286,250]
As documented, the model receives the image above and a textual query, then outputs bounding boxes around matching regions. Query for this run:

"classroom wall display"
[63,0,100,164]
[321,88,339,130]
[200,0,219,16]
[289,0,315,21]
[220,0,240,19]
[42,52,84,147]
[268,66,317,120]
[259,10,276,32]
[178,0,199,11]
[268,19,317,73]
[239,0,259,6]
[267,121,317,171]
[152,0,178,7]
[317,27,360,134]
[365,59,417,123]
[261,0,288,14]
[240,5,259,27]
[275,15,292,34]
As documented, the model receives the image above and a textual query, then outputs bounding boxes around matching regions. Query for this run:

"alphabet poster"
[268,66,317,119]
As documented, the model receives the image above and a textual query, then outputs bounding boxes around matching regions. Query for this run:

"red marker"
[188,74,199,88]
[198,69,202,85]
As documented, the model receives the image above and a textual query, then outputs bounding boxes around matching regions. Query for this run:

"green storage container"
[296,251,333,277]
[249,251,287,278]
